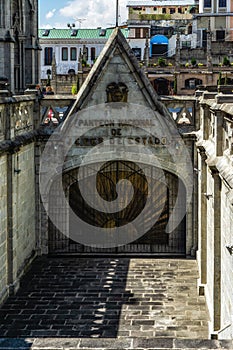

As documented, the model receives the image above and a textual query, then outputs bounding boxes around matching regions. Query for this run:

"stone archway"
[48,160,186,255]
[153,78,170,95]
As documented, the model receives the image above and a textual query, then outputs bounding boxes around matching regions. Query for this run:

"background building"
[127,0,198,59]
[39,28,128,80]
[197,0,233,44]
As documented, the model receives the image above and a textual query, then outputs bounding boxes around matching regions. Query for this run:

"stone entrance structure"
[39,28,195,257]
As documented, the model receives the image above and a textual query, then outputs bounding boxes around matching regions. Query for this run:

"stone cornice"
[196,136,233,188]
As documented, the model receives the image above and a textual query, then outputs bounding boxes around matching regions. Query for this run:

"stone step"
[0,338,232,350]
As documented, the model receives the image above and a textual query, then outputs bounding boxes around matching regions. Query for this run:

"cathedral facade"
[0,0,40,93]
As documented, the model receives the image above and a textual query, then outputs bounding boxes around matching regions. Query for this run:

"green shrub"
[191,57,197,66]
[158,57,166,67]
[71,84,77,95]
[223,56,230,66]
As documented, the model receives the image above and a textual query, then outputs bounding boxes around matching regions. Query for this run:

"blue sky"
[39,0,128,29]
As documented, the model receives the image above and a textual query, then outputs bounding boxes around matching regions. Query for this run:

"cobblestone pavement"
[0,337,233,350]
[0,257,209,340]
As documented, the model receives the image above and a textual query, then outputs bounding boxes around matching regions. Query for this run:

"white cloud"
[58,0,128,28]
[45,9,56,19]
[40,0,128,29]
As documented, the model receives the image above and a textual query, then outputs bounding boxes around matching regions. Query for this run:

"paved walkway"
[0,257,209,340]
[0,337,233,350]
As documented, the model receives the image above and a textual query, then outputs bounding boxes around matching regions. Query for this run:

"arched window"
[68,69,75,75]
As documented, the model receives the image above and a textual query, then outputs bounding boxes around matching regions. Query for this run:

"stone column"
[203,104,210,140]
[207,19,212,71]
[143,33,149,68]
[4,31,15,92]
[51,52,57,94]
[198,147,208,287]
[212,169,222,332]
[35,142,49,255]
[175,31,181,71]
[78,48,84,88]
[215,111,223,156]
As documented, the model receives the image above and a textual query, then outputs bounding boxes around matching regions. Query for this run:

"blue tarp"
[150,35,168,45]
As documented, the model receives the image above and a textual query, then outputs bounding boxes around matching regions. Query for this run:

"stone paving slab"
[0,338,232,350]
[0,257,209,341]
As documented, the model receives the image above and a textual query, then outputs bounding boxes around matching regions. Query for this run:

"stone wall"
[220,182,233,339]
[196,91,233,339]
[12,144,36,282]
[0,92,38,304]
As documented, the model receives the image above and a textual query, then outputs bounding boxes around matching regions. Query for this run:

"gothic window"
[219,0,226,7]
[204,0,211,7]
[0,1,5,27]
[44,47,53,65]
[162,8,166,14]
[62,47,68,61]
[70,47,77,61]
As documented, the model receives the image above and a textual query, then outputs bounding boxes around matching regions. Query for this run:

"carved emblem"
[106,82,128,102]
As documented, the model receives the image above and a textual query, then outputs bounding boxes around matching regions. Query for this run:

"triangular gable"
[67,28,173,123]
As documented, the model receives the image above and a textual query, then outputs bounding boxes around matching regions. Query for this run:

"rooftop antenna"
[116,0,119,27]
[74,18,86,28]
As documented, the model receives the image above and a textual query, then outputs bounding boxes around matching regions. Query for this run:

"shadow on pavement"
[0,256,135,338]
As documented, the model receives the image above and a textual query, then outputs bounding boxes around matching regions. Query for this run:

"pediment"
[67,28,173,127]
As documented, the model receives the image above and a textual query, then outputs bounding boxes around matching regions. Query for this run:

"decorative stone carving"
[106,82,128,102]
[14,104,33,133]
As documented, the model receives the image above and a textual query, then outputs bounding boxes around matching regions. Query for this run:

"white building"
[39,28,128,80]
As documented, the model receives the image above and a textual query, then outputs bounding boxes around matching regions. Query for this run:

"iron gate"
[48,161,186,255]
